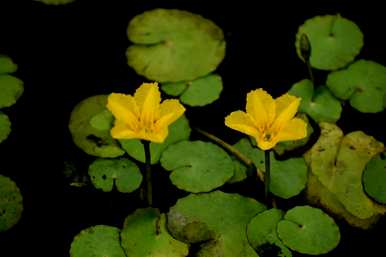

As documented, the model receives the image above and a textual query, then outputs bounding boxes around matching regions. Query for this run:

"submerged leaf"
[0,55,17,74]
[0,113,11,144]
[0,75,24,108]
[0,175,23,232]
[126,9,225,82]
[36,0,76,5]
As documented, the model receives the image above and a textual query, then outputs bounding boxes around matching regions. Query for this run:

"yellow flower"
[225,88,307,150]
[107,82,185,143]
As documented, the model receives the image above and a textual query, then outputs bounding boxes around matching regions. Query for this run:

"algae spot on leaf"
[70,225,126,257]
[295,15,363,70]
[167,191,266,257]
[126,9,226,82]
[277,206,340,255]
[0,175,23,232]
[0,113,11,144]
[160,140,234,193]
[88,159,142,193]
[0,75,24,108]
[363,154,386,204]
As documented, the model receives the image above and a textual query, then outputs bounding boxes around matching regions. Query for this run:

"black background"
[0,1,385,256]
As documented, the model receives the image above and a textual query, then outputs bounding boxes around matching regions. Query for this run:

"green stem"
[142,140,153,206]
[264,150,271,202]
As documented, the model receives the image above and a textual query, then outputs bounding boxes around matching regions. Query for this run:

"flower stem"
[142,140,153,206]
[264,150,271,202]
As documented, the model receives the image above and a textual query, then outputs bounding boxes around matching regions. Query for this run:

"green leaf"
[161,81,188,96]
[70,225,126,257]
[89,109,114,132]
[326,60,386,113]
[277,206,340,255]
[167,191,266,257]
[120,115,190,164]
[126,9,226,82]
[0,75,24,108]
[160,140,234,193]
[68,95,124,158]
[0,55,17,74]
[36,0,76,5]
[0,113,11,144]
[88,159,142,193]
[304,123,386,221]
[295,15,363,70]
[0,175,23,232]
[289,79,342,123]
[121,208,188,257]
[247,208,292,257]
[363,154,386,204]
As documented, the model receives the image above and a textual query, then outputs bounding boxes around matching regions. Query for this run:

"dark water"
[0,1,385,256]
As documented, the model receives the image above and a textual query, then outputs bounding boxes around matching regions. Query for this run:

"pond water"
[0,1,385,257]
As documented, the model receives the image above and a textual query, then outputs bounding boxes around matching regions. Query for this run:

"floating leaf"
[181,74,223,106]
[160,141,234,193]
[88,159,142,193]
[277,206,340,255]
[289,79,342,123]
[326,60,386,113]
[295,15,363,70]
[247,209,292,257]
[161,82,188,96]
[0,175,23,232]
[233,138,307,199]
[36,0,76,5]
[120,115,190,164]
[0,113,11,144]
[168,191,266,257]
[68,95,124,158]
[126,9,225,82]
[0,55,17,74]
[362,154,386,204]
[121,208,188,257]
[304,123,386,222]
[70,225,126,257]
[89,110,114,132]
[0,75,24,108]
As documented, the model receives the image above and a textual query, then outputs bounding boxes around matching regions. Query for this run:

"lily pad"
[161,81,188,96]
[0,113,11,144]
[232,138,307,199]
[0,175,23,232]
[70,225,126,257]
[0,75,24,108]
[126,9,226,82]
[121,208,188,257]
[277,206,340,255]
[36,0,76,5]
[0,55,17,74]
[247,208,292,257]
[326,60,386,113]
[363,154,386,204]
[304,123,386,221]
[167,191,266,257]
[68,95,124,158]
[88,159,142,193]
[120,115,190,164]
[89,109,114,132]
[289,79,342,123]
[295,15,363,70]
[160,140,234,193]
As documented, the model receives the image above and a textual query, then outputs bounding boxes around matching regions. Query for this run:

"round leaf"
[70,225,126,257]
[68,95,124,158]
[247,209,292,257]
[326,60,386,113]
[277,206,340,255]
[88,159,142,193]
[0,75,24,108]
[363,154,386,204]
[167,191,266,257]
[295,15,363,70]
[0,113,11,144]
[161,81,188,96]
[89,109,114,132]
[160,141,234,193]
[121,208,188,257]
[120,115,190,164]
[0,175,23,232]
[289,79,342,123]
[0,55,17,74]
[126,9,226,82]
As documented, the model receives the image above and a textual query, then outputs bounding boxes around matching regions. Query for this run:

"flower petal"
[255,136,279,151]
[272,94,301,130]
[246,88,275,128]
[107,93,139,130]
[143,128,168,143]
[225,111,259,137]
[277,118,307,142]
[111,120,138,139]
[155,99,185,130]
[134,82,161,126]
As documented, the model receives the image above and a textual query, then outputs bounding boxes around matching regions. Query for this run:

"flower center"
[264,133,272,141]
